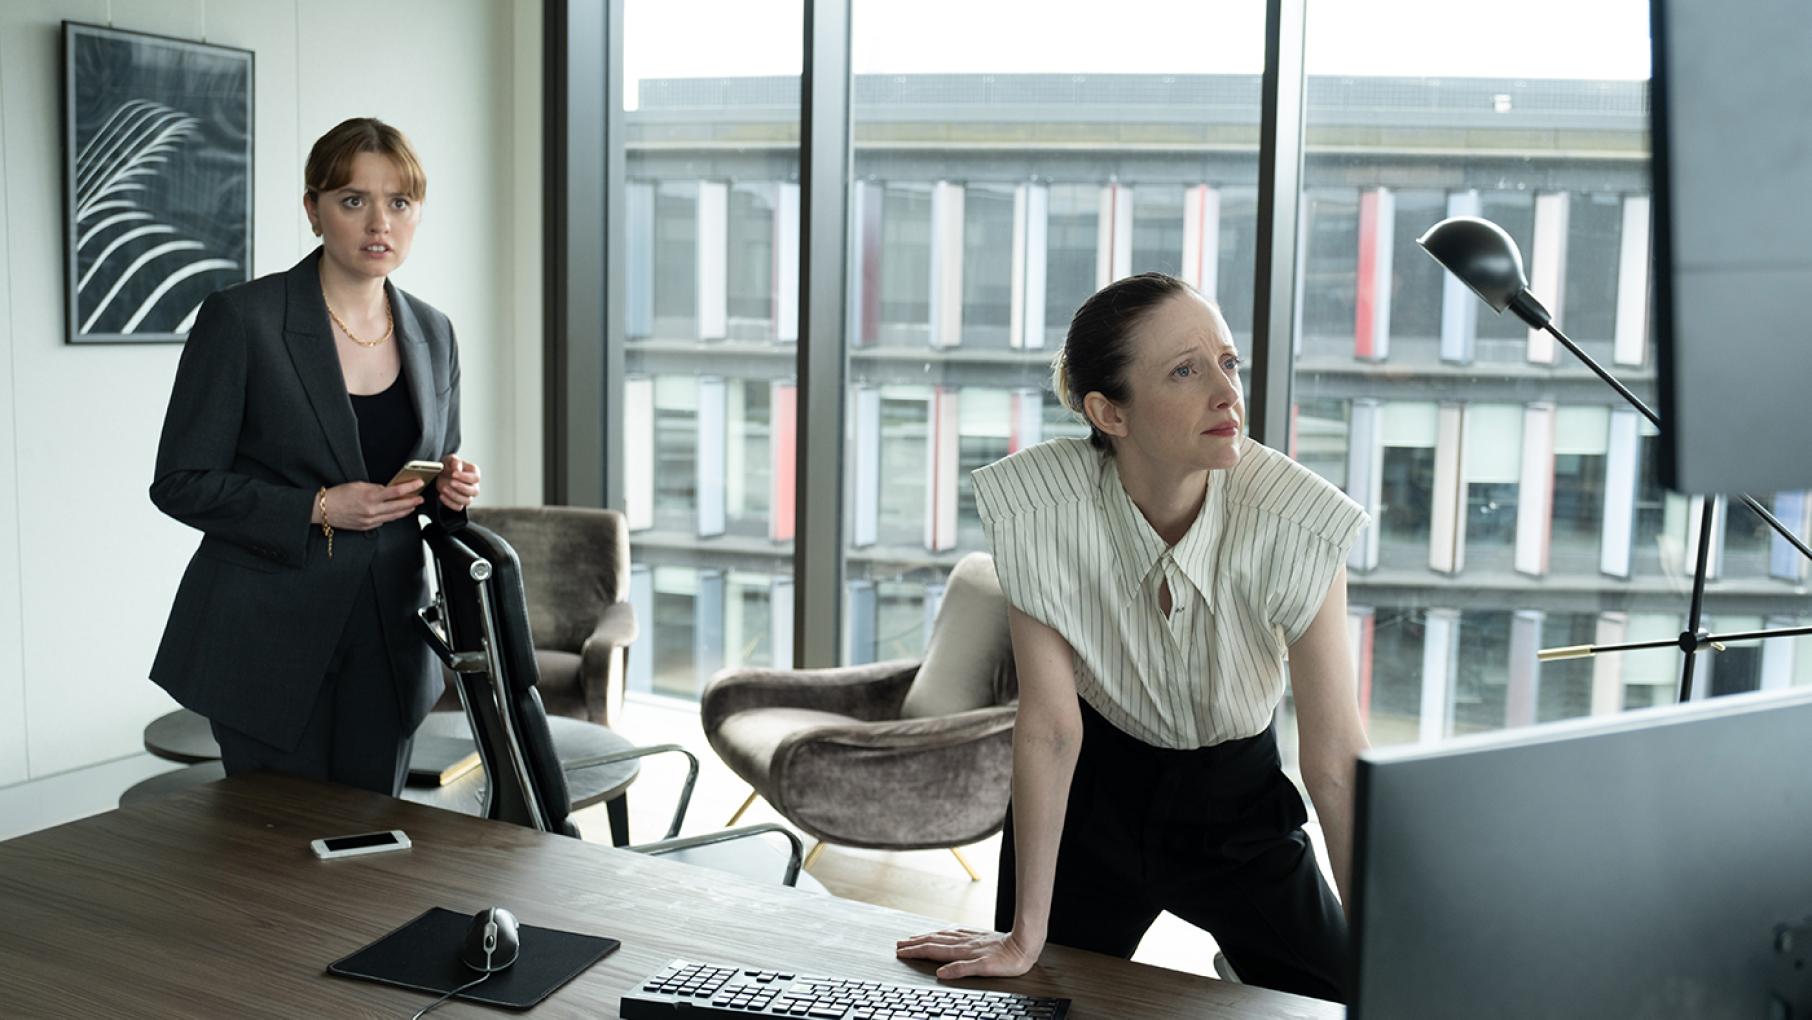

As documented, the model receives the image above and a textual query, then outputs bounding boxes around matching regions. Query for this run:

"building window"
[653,180,699,334]
[1044,184,1100,345]
[880,183,932,340]
[962,184,1015,343]
[728,182,777,327]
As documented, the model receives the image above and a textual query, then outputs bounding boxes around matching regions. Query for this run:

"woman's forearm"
[1006,703,1082,943]
[1302,752,1359,911]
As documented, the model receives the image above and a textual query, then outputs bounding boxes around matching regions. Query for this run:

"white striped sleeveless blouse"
[972,435,1368,749]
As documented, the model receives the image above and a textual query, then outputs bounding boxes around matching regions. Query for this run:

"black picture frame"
[61,21,254,344]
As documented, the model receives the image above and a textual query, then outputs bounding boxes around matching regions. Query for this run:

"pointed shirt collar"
[1098,453,1226,610]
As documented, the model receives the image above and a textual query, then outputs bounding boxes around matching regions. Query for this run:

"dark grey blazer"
[149,249,463,750]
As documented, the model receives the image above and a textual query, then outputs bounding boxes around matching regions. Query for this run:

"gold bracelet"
[317,486,334,560]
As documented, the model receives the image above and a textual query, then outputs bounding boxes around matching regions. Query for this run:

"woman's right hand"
[895,927,1043,980]
[318,480,424,531]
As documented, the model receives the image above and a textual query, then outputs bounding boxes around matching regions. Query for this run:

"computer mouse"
[459,906,521,973]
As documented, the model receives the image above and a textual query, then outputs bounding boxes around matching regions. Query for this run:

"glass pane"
[620,0,802,698]
[845,0,1267,663]
[1282,0,1780,751]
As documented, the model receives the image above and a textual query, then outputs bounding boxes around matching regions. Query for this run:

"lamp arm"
[1539,623,1812,662]
[1543,321,1811,564]
[1541,321,1662,430]
[1708,624,1812,645]
[1678,497,1718,702]
[1736,494,1812,563]
[1538,636,1682,661]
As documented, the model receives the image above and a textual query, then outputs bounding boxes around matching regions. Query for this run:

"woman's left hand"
[437,454,482,511]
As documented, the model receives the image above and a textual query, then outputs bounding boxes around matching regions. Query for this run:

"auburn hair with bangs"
[303,117,427,203]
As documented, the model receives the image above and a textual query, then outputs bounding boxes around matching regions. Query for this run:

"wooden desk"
[0,774,1341,1019]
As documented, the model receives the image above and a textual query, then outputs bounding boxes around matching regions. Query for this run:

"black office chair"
[416,521,804,886]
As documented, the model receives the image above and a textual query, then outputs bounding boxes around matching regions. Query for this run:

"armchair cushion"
[470,507,628,652]
[900,552,1015,719]
[454,506,634,728]
[698,556,1020,852]
[533,649,583,721]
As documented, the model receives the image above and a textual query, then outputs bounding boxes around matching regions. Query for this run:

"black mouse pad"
[326,906,619,1010]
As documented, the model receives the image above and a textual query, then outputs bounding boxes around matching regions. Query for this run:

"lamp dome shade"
[1416,216,1530,314]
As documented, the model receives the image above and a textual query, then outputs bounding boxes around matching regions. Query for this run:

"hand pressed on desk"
[895,926,1043,980]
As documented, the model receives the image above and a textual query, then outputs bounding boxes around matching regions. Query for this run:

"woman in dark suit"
[149,117,481,797]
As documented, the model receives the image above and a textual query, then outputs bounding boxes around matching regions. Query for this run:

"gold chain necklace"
[322,293,394,348]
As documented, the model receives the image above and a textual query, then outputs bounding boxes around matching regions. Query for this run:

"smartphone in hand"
[387,459,444,488]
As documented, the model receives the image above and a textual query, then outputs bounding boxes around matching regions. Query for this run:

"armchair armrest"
[776,704,1017,754]
[767,705,1019,850]
[700,658,921,735]
[579,601,637,726]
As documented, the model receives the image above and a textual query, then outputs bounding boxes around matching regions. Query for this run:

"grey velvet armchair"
[701,553,1017,879]
[430,506,638,727]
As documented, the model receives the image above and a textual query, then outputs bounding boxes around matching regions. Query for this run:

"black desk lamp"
[1417,216,1812,702]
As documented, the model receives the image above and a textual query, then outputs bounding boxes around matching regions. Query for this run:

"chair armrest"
[768,705,1019,850]
[579,601,637,725]
[631,823,805,887]
[565,742,697,840]
[700,658,921,735]
[582,600,638,650]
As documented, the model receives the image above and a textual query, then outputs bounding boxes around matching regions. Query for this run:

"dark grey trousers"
[210,571,415,798]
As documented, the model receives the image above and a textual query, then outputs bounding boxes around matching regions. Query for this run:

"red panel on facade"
[1354,189,1381,359]
[770,383,797,542]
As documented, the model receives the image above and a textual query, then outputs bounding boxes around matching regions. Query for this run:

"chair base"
[728,789,983,883]
[726,789,758,827]
[948,846,980,882]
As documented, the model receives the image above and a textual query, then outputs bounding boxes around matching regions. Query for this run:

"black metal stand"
[1529,317,1812,703]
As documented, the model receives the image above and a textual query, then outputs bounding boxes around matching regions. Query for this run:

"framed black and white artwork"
[62,22,253,344]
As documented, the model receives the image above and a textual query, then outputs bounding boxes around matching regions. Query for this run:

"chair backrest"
[469,507,629,653]
[420,522,579,837]
[899,552,1019,719]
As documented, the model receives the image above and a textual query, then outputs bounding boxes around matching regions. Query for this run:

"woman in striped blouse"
[896,272,1371,1003]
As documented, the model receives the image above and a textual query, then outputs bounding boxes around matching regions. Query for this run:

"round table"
[133,710,641,838]
[142,708,221,764]
[120,759,493,815]
[414,711,641,815]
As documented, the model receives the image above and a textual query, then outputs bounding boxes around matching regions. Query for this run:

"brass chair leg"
[949,846,981,882]
[725,790,758,827]
[803,841,827,870]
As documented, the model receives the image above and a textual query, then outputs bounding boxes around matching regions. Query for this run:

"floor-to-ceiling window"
[840,1,1267,663]
[1290,0,1693,744]
[619,0,803,696]
[579,0,1811,723]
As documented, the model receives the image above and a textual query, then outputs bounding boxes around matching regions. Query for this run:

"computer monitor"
[1349,686,1812,1019]
[1651,0,1812,494]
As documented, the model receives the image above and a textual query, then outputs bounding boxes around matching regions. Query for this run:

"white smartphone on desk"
[310,829,411,860]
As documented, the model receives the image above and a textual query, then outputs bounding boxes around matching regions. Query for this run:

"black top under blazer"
[149,249,464,751]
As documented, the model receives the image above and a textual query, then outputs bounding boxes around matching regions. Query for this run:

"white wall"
[0,0,542,791]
